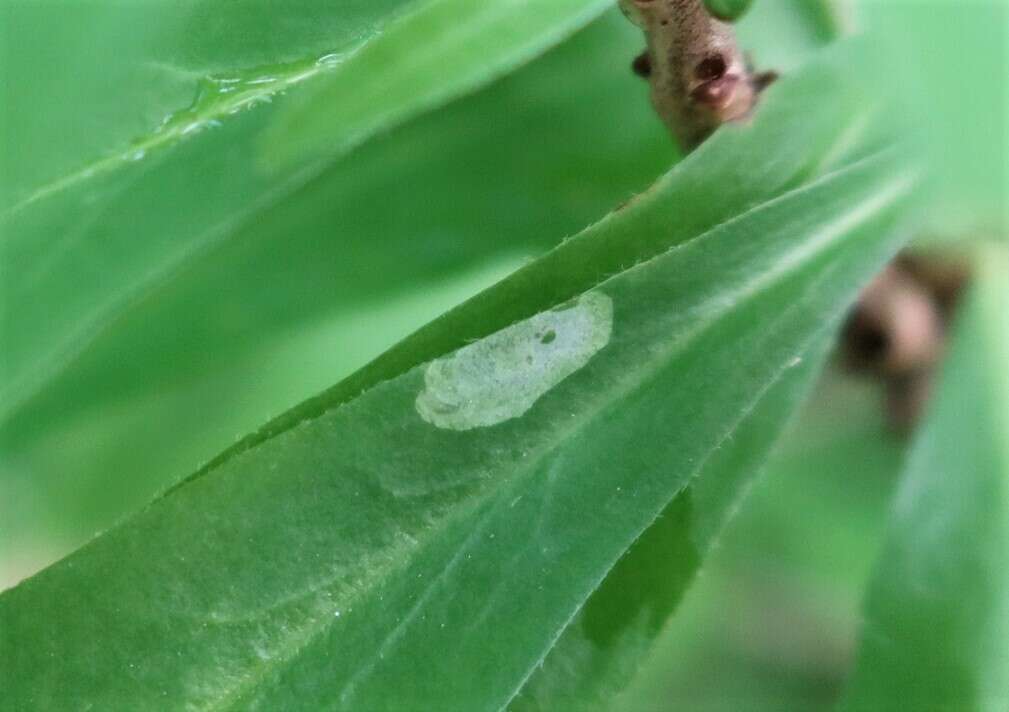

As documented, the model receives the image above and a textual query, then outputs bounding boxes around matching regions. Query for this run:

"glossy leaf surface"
[0,49,918,710]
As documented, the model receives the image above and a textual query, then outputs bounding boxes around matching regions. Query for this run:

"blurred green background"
[1,1,1004,708]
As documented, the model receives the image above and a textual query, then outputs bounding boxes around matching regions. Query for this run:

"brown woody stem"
[621,0,775,151]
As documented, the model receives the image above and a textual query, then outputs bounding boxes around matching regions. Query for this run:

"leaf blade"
[264,0,612,167]
[1,46,918,712]
[2,10,674,566]
[509,334,833,710]
[184,46,885,485]
[0,0,611,426]
[2,1,842,578]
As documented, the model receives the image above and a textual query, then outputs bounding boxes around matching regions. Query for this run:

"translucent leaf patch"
[416,291,613,430]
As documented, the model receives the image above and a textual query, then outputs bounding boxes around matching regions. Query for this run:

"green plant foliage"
[704,0,755,22]
[0,0,610,429]
[0,45,918,709]
[266,0,612,167]
[1,0,414,203]
[856,0,1008,239]
[735,0,846,69]
[2,0,409,420]
[11,2,1000,708]
[0,1,841,576]
[510,336,832,711]
[619,375,906,711]
[841,250,1009,712]
[0,9,675,565]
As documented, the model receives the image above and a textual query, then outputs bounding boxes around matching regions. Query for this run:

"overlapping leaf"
[2,1,842,575]
[0,9,673,570]
[265,0,610,166]
[0,46,918,709]
[0,0,614,425]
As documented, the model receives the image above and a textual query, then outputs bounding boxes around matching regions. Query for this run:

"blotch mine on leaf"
[415,292,613,431]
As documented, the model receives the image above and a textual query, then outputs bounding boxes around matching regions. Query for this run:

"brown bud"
[842,265,944,378]
[842,251,972,433]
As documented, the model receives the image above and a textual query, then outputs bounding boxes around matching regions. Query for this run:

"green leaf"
[1,0,411,422]
[264,0,611,167]
[1,10,674,560]
[736,0,849,71]
[840,249,1009,712]
[704,0,755,22]
[619,376,907,711]
[510,336,832,710]
[3,0,844,574]
[1,0,843,587]
[0,0,611,429]
[856,0,1008,239]
[0,48,918,709]
[0,0,415,205]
